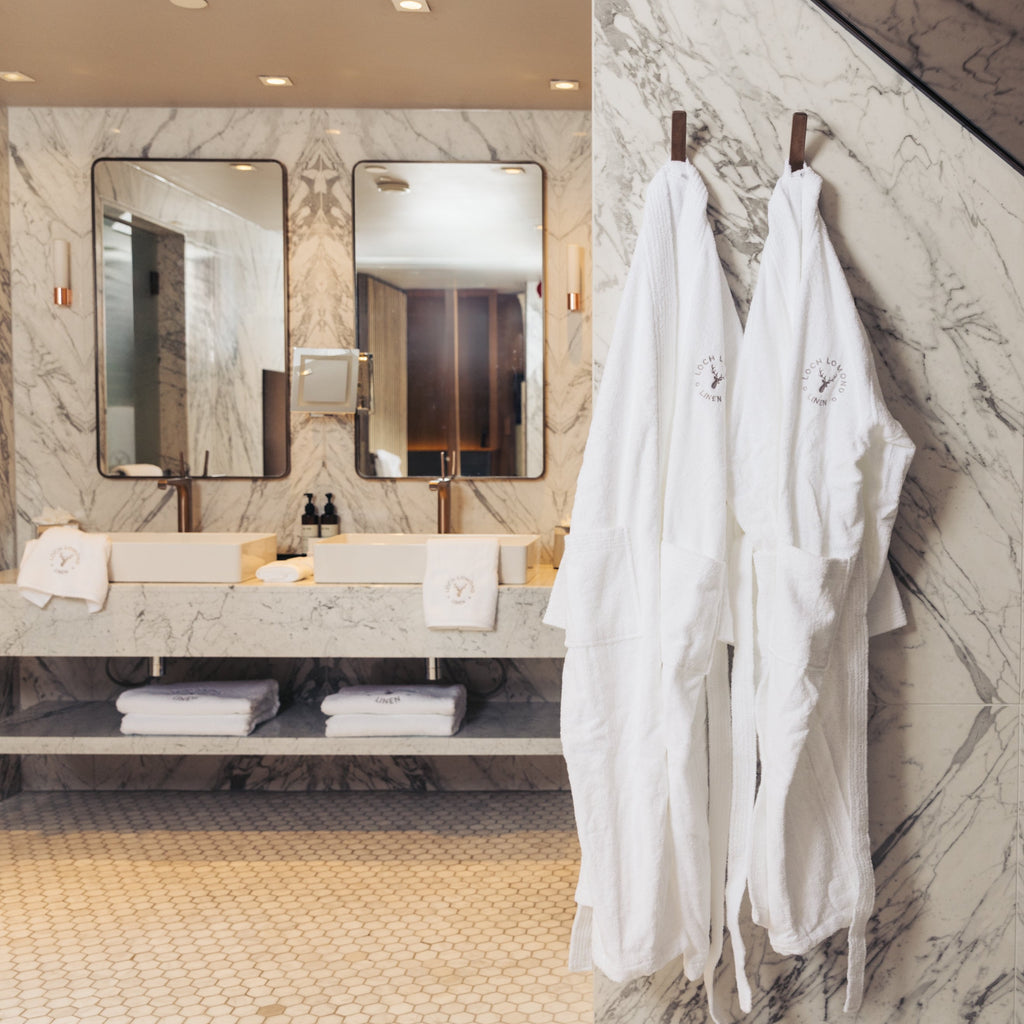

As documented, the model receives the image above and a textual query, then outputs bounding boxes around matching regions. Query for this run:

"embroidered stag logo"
[710,365,725,390]
[818,368,839,393]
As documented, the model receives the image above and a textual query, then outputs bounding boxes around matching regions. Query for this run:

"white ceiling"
[0,0,591,110]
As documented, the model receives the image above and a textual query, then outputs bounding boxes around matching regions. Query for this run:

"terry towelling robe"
[728,165,914,1013]
[544,160,742,987]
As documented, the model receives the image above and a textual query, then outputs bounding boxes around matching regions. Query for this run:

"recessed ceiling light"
[549,79,580,91]
[392,0,430,11]
[169,0,208,7]
[501,166,526,175]
[231,163,255,171]
[259,75,293,87]
[0,71,35,83]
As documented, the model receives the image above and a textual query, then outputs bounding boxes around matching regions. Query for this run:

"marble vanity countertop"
[0,566,565,659]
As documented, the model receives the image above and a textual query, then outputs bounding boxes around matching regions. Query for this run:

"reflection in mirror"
[353,161,544,479]
[92,159,290,479]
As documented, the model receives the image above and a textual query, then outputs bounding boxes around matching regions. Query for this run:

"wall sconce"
[53,239,72,307]
[567,243,583,312]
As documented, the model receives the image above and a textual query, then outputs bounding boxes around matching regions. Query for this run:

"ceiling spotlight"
[549,79,580,91]
[259,75,294,87]
[231,163,255,171]
[0,71,35,83]
[501,166,526,174]
[392,0,430,11]
[169,0,208,7]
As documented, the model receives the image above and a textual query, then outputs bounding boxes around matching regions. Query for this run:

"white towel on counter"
[256,557,313,583]
[728,164,915,1014]
[116,679,279,717]
[422,537,499,631]
[111,464,164,476]
[324,711,464,737]
[321,683,466,718]
[17,526,111,613]
[120,707,277,736]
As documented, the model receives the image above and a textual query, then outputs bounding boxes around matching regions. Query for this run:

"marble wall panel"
[8,108,591,562]
[829,0,1024,167]
[595,704,1017,1022]
[0,104,13,574]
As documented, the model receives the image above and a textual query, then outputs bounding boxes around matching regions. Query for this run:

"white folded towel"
[422,537,499,631]
[321,683,466,717]
[115,679,279,717]
[17,526,111,613]
[256,557,313,583]
[111,464,164,476]
[120,706,277,736]
[324,711,464,737]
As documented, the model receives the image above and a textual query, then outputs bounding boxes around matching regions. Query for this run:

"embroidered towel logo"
[694,354,725,403]
[445,575,475,605]
[48,546,80,575]
[802,357,847,406]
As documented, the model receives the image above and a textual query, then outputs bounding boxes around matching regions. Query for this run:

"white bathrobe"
[728,165,914,1013]
[544,160,742,986]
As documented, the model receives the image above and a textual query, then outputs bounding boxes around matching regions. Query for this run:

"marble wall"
[0,104,13,574]
[5,107,590,795]
[593,0,1023,1021]
[8,108,591,559]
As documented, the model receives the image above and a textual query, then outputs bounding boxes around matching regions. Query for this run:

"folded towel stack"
[116,679,280,736]
[320,684,467,737]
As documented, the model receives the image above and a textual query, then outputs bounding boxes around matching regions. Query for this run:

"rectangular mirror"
[353,161,545,479]
[92,158,289,479]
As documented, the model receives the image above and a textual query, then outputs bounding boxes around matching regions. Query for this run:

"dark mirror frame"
[91,157,291,480]
[352,159,547,482]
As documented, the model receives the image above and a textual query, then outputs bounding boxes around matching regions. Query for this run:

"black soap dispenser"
[320,493,340,539]
[301,493,320,554]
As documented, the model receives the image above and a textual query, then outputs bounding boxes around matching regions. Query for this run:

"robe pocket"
[660,543,727,678]
[563,526,642,648]
[755,545,854,670]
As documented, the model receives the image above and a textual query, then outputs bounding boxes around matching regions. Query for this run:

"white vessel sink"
[107,532,277,583]
[313,533,539,585]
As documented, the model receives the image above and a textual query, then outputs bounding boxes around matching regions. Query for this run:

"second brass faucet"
[428,451,454,534]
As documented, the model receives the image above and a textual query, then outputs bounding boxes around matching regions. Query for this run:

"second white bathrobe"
[545,160,742,984]
[728,165,915,1013]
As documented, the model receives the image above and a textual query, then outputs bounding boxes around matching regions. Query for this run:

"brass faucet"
[157,452,204,532]
[428,450,454,534]
[157,475,194,532]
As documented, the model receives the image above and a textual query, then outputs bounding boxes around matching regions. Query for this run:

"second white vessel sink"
[313,533,539,584]
[107,532,278,583]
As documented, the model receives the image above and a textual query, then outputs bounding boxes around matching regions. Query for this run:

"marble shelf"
[0,700,563,757]
[0,565,564,659]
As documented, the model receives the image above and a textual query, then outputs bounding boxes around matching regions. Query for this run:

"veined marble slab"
[0,567,565,659]
[0,699,562,757]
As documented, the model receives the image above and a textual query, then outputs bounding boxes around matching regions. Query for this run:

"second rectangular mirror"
[353,161,545,479]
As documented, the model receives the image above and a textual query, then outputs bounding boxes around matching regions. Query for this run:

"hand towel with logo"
[422,537,499,630]
[17,525,111,613]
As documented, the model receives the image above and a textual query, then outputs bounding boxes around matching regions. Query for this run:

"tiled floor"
[0,790,591,1024]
